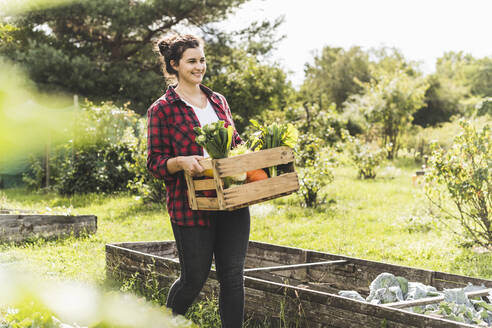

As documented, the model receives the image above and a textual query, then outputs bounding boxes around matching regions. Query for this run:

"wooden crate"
[184,146,299,211]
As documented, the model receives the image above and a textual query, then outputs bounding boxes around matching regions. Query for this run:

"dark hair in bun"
[154,33,203,79]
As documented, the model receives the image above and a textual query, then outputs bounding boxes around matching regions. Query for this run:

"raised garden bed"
[106,240,492,327]
[0,212,97,243]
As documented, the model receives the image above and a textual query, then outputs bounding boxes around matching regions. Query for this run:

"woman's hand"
[177,155,205,176]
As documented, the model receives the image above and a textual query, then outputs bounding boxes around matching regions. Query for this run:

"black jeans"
[167,207,250,328]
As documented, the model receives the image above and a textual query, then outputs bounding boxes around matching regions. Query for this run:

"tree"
[471,57,492,97]
[369,47,418,78]
[204,48,294,132]
[0,0,249,114]
[300,46,371,110]
[345,70,428,159]
[413,74,464,127]
[412,52,475,126]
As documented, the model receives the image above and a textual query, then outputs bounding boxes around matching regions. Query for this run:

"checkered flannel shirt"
[147,84,242,226]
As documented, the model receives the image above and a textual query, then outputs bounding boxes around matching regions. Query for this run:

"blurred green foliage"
[0,59,74,164]
[20,101,165,197]
[0,269,196,328]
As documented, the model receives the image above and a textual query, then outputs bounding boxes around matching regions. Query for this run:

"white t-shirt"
[183,99,219,158]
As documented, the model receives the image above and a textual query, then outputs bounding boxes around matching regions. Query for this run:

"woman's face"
[173,47,206,85]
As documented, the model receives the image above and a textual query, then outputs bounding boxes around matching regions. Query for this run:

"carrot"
[246,169,268,183]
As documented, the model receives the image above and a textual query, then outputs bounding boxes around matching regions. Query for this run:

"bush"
[349,138,387,179]
[22,101,143,195]
[401,116,492,162]
[23,155,51,191]
[298,164,334,208]
[475,97,492,117]
[128,119,166,204]
[56,142,136,195]
[0,269,194,328]
[295,133,334,208]
[425,121,491,248]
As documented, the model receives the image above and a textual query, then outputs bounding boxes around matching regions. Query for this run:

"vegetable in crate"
[194,121,247,186]
[194,121,234,177]
[194,120,234,159]
[246,169,268,183]
[248,119,299,177]
[227,144,252,182]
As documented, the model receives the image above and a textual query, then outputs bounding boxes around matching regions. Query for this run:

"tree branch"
[119,6,197,60]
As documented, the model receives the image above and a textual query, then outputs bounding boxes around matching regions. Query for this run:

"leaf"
[226,125,234,151]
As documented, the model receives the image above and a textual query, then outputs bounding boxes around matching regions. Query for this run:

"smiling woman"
[146,33,250,327]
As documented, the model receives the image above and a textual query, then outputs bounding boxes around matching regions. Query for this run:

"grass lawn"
[0,162,491,326]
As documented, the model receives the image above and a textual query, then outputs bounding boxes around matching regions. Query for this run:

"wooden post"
[72,95,79,164]
[45,134,50,188]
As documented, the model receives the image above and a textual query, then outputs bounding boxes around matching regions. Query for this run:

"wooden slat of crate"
[184,173,198,209]
[193,179,215,191]
[225,190,296,211]
[223,172,299,208]
[195,197,219,210]
[212,160,226,209]
[213,146,295,177]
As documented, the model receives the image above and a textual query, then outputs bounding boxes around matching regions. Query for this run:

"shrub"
[23,155,50,191]
[298,164,334,208]
[475,97,492,117]
[295,133,334,208]
[23,101,143,195]
[295,104,348,146]
[56,142,136,195]
[128,119,166,204]
[425,121,491,247]
[349,138,387,179]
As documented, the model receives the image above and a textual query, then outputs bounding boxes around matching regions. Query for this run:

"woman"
[146,33,250,328]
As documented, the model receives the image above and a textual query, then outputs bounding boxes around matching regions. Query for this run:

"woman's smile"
[173,47,207,85]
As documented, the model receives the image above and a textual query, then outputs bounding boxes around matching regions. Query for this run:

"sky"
[217,0,492,86]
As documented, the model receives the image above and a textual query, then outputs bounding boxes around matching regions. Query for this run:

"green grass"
[1,163,490,283]
[254,165,492,279]
[0,192,174,284]
[0,163,491,326]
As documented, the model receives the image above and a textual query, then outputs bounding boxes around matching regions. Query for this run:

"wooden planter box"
[0,213,97,243]
[105,240,492,328]
[184,146,299,211]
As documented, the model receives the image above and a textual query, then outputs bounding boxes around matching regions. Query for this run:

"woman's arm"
[166,156,204,176]
[147,104,204,179]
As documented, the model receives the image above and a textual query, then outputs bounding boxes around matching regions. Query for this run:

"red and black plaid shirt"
[147,84,242,227]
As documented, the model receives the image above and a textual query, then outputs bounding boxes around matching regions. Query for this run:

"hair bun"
[158,40,170,57]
